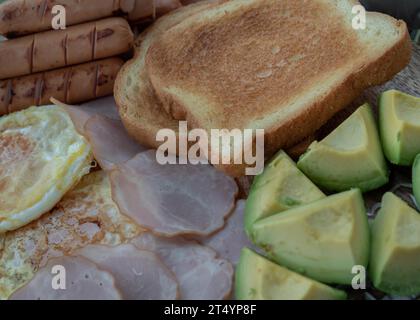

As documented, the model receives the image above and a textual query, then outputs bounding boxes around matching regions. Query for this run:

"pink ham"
[77,244,179,300]
[132,233,233,299]
[53,97,146,170]
[52,96,120,135]
[51,97,120,135]
[79,97,121,121]
[201,200,251,266]
[84,115,147,171]
[109,150,238,237]
[10,256,122,300]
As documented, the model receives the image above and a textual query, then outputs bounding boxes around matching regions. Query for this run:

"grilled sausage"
[0,0,121,37]
[0,17,133,79]
[0,0,182,37]
[0,57,123,115]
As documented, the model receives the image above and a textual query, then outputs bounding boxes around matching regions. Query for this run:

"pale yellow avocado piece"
[297,104,389,192]
[379,90,420,166]
[244,150,325,236]
[251,189,370,285]
[235,248,347,300]
[370,192,420,296]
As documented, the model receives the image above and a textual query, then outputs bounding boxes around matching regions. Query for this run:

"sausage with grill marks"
[0,0,121,37]
[0,57,123,115]
[0,0,182,38]
[0,17,133,80]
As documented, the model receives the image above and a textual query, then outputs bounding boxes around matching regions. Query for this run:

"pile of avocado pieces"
[238,90,420,300]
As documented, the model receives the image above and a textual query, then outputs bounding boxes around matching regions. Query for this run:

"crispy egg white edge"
[0,105,94,233]
[0,146,92,233]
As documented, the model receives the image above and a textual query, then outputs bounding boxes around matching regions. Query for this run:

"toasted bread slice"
[146,0,411,176]
[114,0,222,149]
[291,43,420,160]
[115,0,303,164]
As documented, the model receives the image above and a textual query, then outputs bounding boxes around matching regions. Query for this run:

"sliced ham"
[0,171,140,300]
[84,115,147,170]
[109,150,238,237]
[10,256,121,300]
[201,200,251,266]
[80,97,121,121]
[52,96,120,135]
[77,244,179,300]
[131,233,233,299]
[53,97,147,170]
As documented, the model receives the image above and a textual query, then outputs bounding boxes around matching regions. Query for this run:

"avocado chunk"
[379,90,420,166]
[236,248,347,300]
[245,150,325,235]
[251,189,370,285]
[369,192,420,296]
[414,154,420,208]
[297,104,389,192]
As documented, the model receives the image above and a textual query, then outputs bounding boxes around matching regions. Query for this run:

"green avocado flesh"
[379,90,420,166]
[369,192,420,296]
[235,248,347,300]
[297,104,389,192]
[414,154,420,208]
[244,150,325,236]
[250,189,370,285]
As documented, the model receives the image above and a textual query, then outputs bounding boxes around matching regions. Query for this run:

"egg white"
[0,145,92,232]
[0,105,93,233]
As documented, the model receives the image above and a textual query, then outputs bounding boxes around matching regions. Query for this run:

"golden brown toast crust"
[117,0,411,177]
[145,0,411,176]
[262,18,411,155]
[147,0,363,124]
[219,24,411,178]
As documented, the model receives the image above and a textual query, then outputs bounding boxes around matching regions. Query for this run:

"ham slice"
[201,200,251,266]
[10,256,121,300]
[109,150,238,236]
[77,244,179,300]
[80,97,121,121]
[131,233,233,299]
[53,97,147,170]
[52,96,120,135]
[0,171,140,300]
[84,115,147,170]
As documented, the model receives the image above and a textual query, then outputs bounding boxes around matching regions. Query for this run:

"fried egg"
[0,105,93,233]
[0,170,141,299]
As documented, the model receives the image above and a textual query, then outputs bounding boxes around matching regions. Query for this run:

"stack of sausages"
[0,0,183,116]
